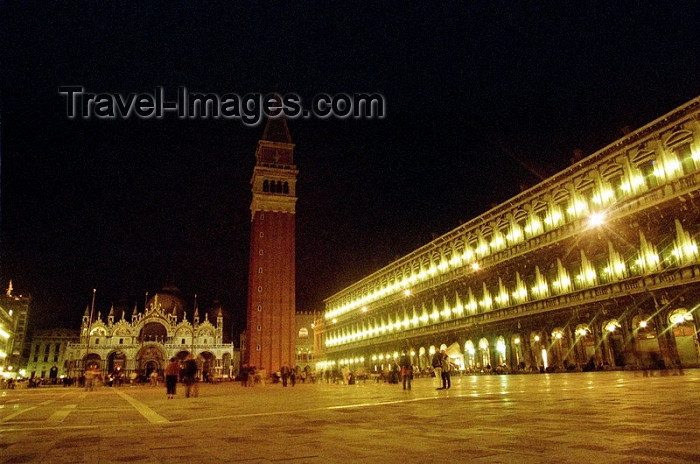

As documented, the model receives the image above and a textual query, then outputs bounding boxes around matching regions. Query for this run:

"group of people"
[164,354,198,399]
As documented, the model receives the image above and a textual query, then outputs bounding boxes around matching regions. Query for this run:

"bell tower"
[245,115,298,374]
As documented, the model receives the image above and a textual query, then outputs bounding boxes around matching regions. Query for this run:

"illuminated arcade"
[314,97,700,375]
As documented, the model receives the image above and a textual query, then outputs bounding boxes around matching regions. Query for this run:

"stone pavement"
[1,370,699,463]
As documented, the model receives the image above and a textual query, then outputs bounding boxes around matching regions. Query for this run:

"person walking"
[84,365,98,392]
[399,350,412,390]
[183,354,198,398]
[431,349,443,389]
[440,350,452,390]
[165,357,180,399]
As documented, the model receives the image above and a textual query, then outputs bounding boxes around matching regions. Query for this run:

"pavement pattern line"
[0,406,37,422]
[46,404,76,423]
[114,389,169,424]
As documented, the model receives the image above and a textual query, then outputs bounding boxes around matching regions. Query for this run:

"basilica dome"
[146,286,188,320]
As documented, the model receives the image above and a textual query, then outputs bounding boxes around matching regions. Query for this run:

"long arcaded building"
[314,96,700,374]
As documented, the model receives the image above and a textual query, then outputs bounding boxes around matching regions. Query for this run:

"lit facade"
[295,311,316,368]
[315,97,700,374]
[64,288,236,379]
[245,117,298,374]
[0,281,31,377]
[26,328,79,379]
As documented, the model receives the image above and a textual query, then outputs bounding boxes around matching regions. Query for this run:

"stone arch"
[602,319,624,367]
[495,335,507,366]
[529,331,545,369]
[574,324,596,368]
[418,346,427,370]
[510,334,524,369]
[136,344,167,377]
[198,351,217,381]
[668,308,699,366]
[464,340,476,369]
[478,337,490,368]
[550,328,569,369]
[139,321,168,343]
[107,350,127,374]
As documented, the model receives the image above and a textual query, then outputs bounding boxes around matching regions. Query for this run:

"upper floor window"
[674,143,696,175]
[298,327,309,338]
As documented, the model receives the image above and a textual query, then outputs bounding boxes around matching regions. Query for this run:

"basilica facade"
[64,287,236,380]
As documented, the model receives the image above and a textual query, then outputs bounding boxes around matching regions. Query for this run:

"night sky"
[1,3,698,338]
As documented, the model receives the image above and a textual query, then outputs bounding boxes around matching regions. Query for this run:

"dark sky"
[1,3,698,337]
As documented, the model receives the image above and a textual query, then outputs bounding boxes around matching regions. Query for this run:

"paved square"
[1,370,699,463]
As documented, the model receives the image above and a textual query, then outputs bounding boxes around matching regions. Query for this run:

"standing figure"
[183,354,199,398]
[440,350,451,390]
[280,365,289,387]
[165,357,180,399]
[399,350,413,390]
[431,350,443,389]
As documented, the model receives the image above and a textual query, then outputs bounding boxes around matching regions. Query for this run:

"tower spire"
[261,113,292,144]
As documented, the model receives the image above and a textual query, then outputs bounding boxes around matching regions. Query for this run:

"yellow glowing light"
[514,337,520,345]
[669,310,693,325]
[496,340,506,354]
[534,335,540,342]
[639,320,648,328]
[567,199,588,217]
[588,212,606,227]
[604,321,620,333]
[404,289,411,297]
[506,227,523,243]
[471,262,480,271]
[332,318,337,324]
[361,306,367,312]
[490,236,504,248]
[544,210,562,226]
[0,328,9,339]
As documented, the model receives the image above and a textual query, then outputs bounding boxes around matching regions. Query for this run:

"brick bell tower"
[245,115,298,374]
